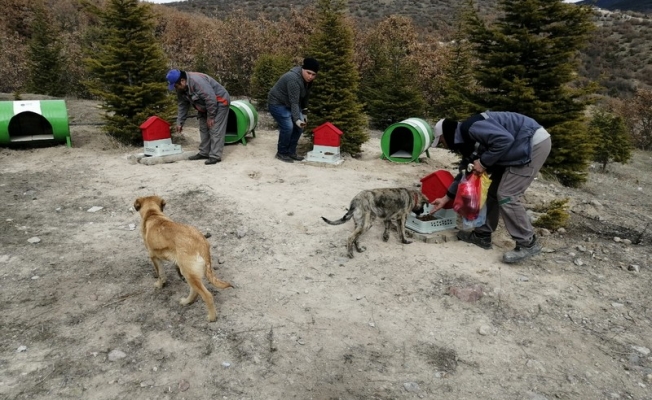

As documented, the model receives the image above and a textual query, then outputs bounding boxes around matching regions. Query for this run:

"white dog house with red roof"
[140,116,183,157]
[306,122,344,165]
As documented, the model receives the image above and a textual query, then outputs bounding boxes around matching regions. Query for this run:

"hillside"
[578,0,652,13]
[172,0,500,34]
[169,0,652,96]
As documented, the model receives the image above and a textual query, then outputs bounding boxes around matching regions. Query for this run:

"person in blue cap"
[267,57,319,163]
[166,69,231,165]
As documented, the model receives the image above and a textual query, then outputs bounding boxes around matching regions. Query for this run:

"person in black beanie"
[267,57,319,163]
[429,112,552,264]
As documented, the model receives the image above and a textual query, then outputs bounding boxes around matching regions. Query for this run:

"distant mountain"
[577,0,652,13]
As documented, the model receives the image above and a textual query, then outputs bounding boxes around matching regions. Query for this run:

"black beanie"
[441,118,458,151]
[302,57,320,73]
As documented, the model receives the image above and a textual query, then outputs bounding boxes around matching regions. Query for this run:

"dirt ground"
[1,95,651,400]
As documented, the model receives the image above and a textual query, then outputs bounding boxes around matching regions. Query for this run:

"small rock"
[576,245,587,252]
[297,339,305,345]
[632,346,650,356]
[17,345,27,352]
[356,295,364,300]
[628,265,640,273]
[478,325,491,335]
[574,259,584,266]
[128,224,136,231]
[403,382,420,392]
[221,362,231,368]
[55,207,62,212]
[235,229,247,239]
[178,379,190,392]
[31,276,39,280]
[526,359,547,373]
[448,285,484,302]
[611,302,625,308]
[622,239,632,245]
[108,349,127,361]
[646,373,652,383]
[542,247,555,253]
[87,206,103,213]
[539,228,551,236]
[140,380,154,387]
[517,275,529,282]
[368,322,376,327]
[27,237,41,244]
[614,237,622,243]
[557,228,566,234]
[525,391,549,400]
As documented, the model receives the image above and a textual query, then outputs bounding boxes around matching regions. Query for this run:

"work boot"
[204,157,221,165]
[502,235,542,264]
[275,153,294,163]
[457,230,492,250]
[188,153,209,161]
[288,154,304,161]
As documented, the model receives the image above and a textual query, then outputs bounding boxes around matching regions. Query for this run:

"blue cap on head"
[166,69,181,91]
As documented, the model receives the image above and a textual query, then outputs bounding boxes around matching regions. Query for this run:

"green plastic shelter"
[0,100,71,147]
[225,100,258,145]
[380,118,433,163]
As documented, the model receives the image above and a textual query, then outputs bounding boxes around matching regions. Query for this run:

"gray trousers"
[476,136,552,246]
[198,105,229,159]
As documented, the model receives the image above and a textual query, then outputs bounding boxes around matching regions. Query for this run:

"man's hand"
[429,195,451,214]
[176,125,183,133]
[296,119,306,128]
[472,159,486,174]
[207,119,215,129]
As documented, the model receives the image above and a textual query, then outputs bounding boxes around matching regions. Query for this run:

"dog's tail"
[321,207,354,225]
[205,261,233,290]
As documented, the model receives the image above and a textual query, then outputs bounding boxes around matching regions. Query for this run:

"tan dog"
[322,188,430,258]
[134,196,232,322]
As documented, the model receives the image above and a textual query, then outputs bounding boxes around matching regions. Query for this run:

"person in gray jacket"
[166,69,230,165]
[429,111,552,264]
[267,58,319,163]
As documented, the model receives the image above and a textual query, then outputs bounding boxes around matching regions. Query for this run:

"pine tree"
[431,6,483,121]
[465,0,597,186]
[250,53,294,111]
[83,0,174,145]
[305,0,368,156]
[26,2,66,97]
[360,16,425,129]
[589,108,632,171]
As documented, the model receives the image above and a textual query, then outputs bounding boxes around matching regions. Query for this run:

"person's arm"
[286,80,304,127]
[430,172,463,214]
[176,92,189,132]
[470,121,514,168]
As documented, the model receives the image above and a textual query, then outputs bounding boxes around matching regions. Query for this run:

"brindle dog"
[322,188,429,258]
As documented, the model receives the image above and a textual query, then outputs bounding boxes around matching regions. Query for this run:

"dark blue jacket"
[446,111,543,198]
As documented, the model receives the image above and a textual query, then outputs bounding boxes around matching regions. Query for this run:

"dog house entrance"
[388,126,414,158]
[8,112,54,142]
[226,110,238,135]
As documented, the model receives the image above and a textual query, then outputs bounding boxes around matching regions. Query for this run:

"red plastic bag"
[453,173,482,220]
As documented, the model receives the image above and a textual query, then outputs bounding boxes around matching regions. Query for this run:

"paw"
[357,246,366,253]
[402,239,412,244]
[382,234,389,242]
[180,297,192,305]
[207,314,217,322]
[347,252,354,259]
[155,280,165,289]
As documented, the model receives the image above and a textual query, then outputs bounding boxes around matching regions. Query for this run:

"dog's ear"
[160,198,166,211]
[134,198,142,211]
